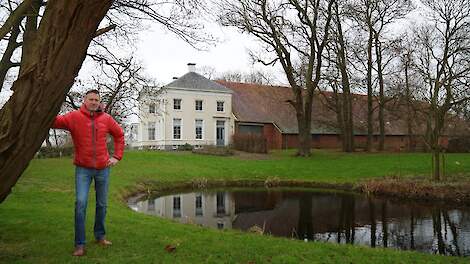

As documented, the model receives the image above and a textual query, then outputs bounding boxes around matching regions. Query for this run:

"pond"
[128,188,470,256]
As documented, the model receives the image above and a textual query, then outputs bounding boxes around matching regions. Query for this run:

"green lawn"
[1,150,469,263]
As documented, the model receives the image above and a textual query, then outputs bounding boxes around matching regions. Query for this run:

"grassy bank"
[1,150,469,263]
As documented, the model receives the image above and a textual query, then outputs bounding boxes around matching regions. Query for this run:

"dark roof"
[217,80,433,136]
[165,72,232,93]
[218,81,338,134]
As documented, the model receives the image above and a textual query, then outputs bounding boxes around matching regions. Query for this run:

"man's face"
[84,92,100,112]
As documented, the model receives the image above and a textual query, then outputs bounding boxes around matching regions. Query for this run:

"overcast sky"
[134,22,288,86]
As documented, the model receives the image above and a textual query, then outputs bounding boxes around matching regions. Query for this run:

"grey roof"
[164,72,232,93]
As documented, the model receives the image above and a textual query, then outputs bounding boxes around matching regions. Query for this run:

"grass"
[1,149,469,263]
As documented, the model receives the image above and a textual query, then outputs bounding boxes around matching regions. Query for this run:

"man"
[53,89,124,257]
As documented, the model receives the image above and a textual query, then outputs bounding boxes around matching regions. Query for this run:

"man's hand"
[108,157,119,167]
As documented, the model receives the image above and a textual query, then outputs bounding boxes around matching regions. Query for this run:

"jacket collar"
[79,104,103,117]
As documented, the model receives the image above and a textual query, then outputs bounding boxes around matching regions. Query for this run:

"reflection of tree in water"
[382,201,388,247]
[443,211,460,255]
[133,190,470,256]
[368,197,376,247]
[298,192,313,240]
[410,208,415,250]
[433,209,446,254]
[337,195,355,244]
[432,209,461,256]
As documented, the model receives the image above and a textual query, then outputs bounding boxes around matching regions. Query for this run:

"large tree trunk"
[335,95,346,151]
[432,148,441,181]
[429,100,447,181]
[335,3,354,152]
[296,114,312,156]
[0,0,113,203]
[296,96,313,156]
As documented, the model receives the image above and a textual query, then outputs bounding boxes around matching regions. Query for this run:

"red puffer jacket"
[53,105,125,169]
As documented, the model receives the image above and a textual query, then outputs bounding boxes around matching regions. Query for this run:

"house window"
[217,222,224,229]
[149,103,156,114]
[217,101,224,112]
[195,194,203,216]
[216,192,225,215]
[173,99,182,110]
[173,118,181,139]
[148,198,155,211]
[173,196,181,218]
[148,122,156,141]
[195,100,203,111]
[195,119,203,140]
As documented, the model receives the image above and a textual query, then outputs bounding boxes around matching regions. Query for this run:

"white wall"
[131,88,234,148]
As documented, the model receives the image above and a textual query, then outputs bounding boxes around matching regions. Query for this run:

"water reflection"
[129,188,470,256]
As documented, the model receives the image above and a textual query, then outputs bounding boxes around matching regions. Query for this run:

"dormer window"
[173,99,182,110]
[149,103,156,114]
[195,100,203,111]
[216,101,224,112]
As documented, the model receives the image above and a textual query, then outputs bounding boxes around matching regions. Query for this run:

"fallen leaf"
[164,244,177,253]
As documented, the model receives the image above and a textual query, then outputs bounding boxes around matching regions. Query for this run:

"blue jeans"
[74,166,110,246]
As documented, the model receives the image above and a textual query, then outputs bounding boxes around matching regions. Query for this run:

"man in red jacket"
[53,89,124,257]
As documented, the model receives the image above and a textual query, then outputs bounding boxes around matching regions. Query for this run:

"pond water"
[128,188,470,256]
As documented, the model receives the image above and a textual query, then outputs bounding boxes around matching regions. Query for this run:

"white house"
[131,63,234,149]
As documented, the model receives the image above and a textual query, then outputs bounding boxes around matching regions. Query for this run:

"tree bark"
[0,0,35,40]
[375,33,385,151]
[334,1,354,152]
[0,0,113,203]
[19,0,43,76]
[366,25,374,152]
[0,21,22,92]
[293,93,312,157]
[404,55,415,151]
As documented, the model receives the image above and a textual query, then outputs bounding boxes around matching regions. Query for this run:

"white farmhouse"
[131,64,234,149]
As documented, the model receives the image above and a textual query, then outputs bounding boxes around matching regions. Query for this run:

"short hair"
[85,89,100,96]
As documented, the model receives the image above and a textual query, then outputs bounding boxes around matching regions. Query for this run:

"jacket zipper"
[91,112,96,168]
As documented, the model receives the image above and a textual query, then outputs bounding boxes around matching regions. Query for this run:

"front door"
[216,120,225,146]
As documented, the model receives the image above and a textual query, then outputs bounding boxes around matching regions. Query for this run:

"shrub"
[192,145,234,156]
[232,133,268,153]
[36,146,74,158]
[447,137,470,153]
[178,143,194,151]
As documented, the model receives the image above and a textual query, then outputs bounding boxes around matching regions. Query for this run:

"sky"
[134,22,288,86]
[132,2,426,87]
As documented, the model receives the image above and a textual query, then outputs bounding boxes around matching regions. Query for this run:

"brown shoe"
[96,239,112,246]
[72,246,85,257]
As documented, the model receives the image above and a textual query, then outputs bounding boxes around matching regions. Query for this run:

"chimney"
[187,63,196,72]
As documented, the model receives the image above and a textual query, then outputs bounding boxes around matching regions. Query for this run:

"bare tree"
[387,32,424,151]
[215,69,275,85]
[371,0,413,151]
[0,0,113,203]
[347,0,413,151]
[322,0,355,152]
[0,0,213,203]
[90,54,152,123]
[219,0,334,156]
[0,0,215,95]
[413,0,470,181]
